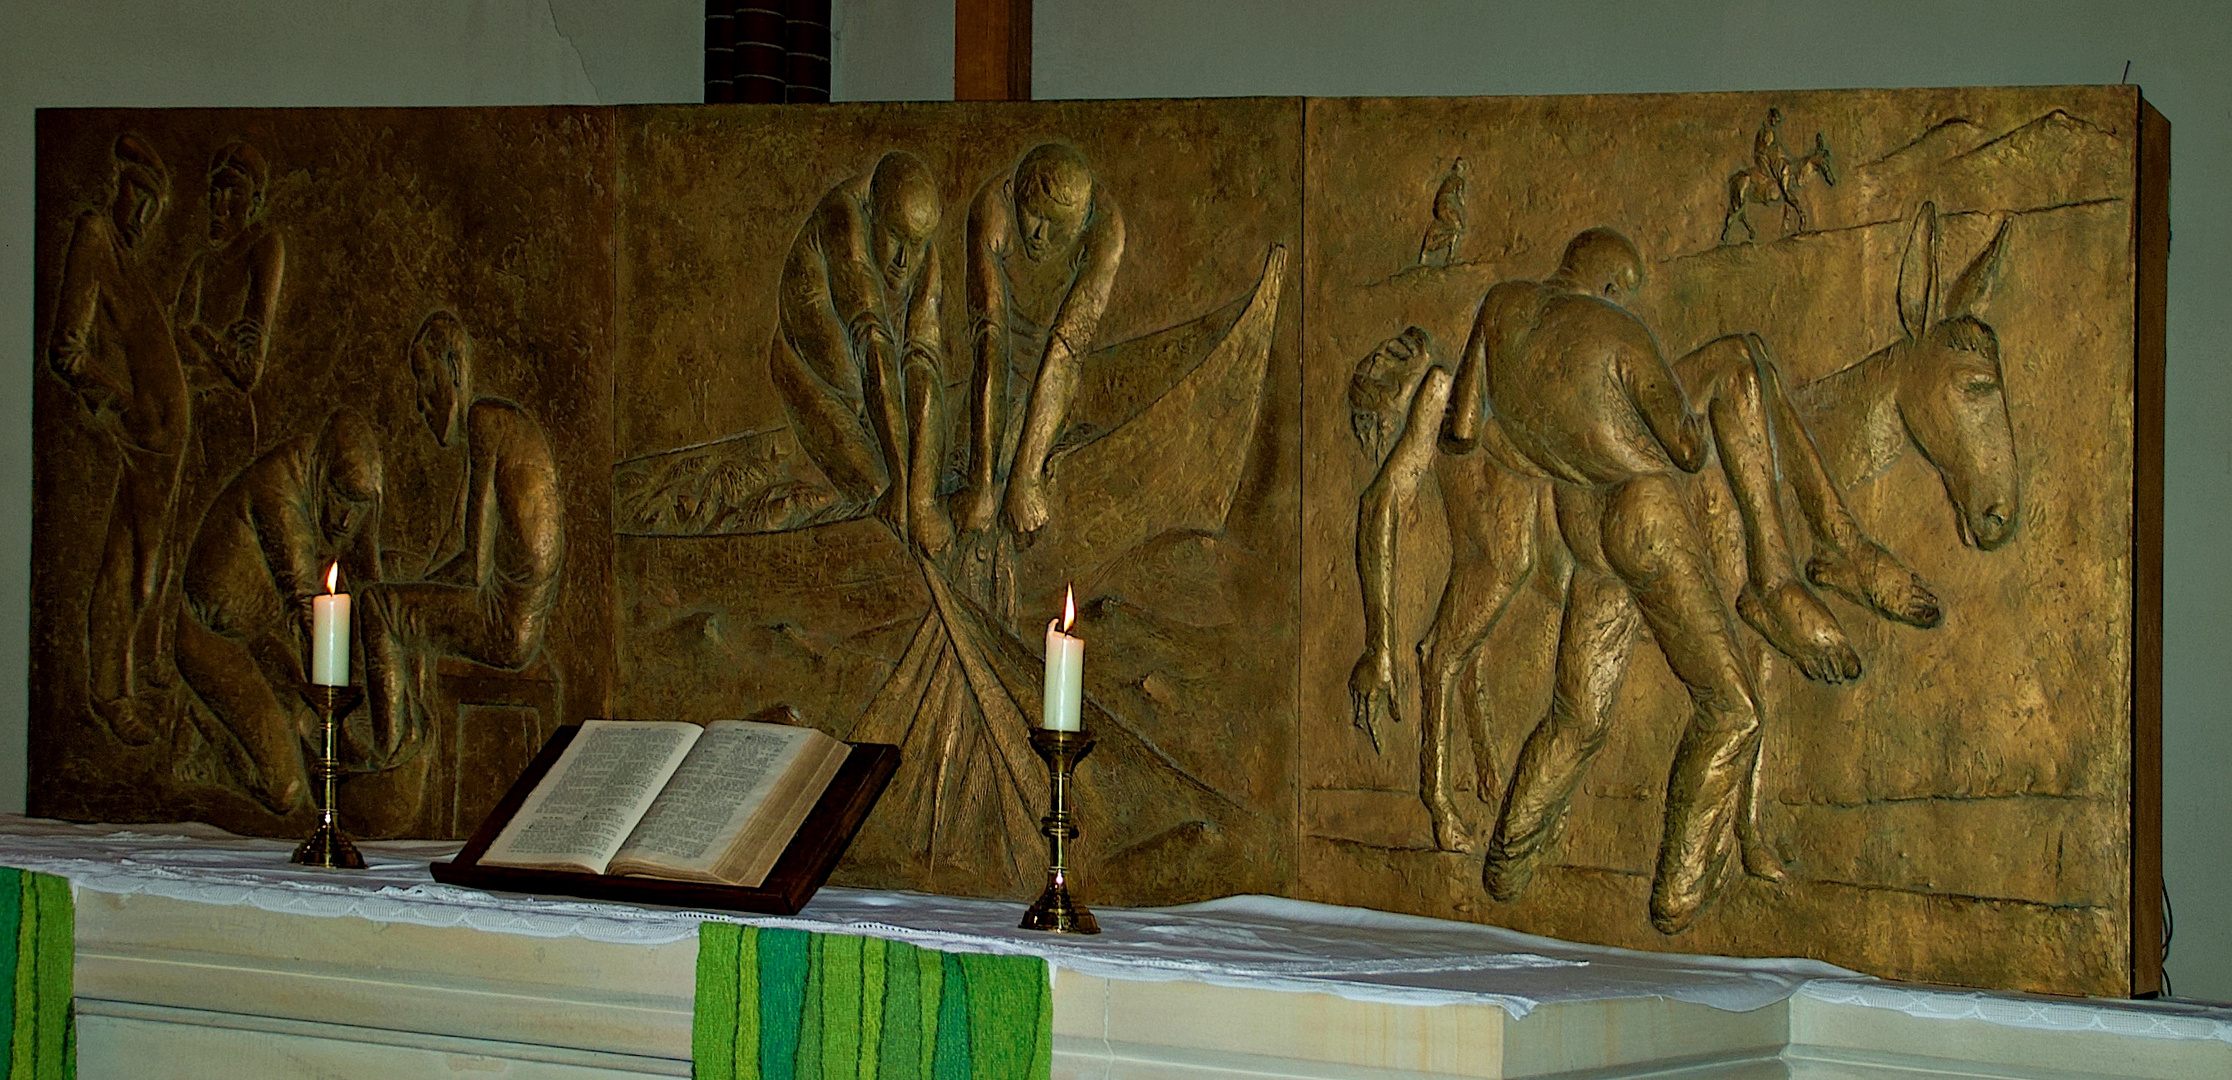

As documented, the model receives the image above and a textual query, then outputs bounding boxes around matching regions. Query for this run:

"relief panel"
[30,108,617,839]
[1300,87,2149,995]
[26,88,2158,997]
[610,99,1302,905]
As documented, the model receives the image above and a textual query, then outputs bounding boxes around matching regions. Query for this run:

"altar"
[0,818,2215,1079]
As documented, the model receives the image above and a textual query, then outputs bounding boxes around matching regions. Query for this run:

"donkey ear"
[1942,216,2012,320]
[1896,202,1940,339]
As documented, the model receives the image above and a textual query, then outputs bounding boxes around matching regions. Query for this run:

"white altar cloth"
[2,814,2225,1049]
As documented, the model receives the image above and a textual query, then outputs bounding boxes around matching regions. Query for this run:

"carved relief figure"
[174,410,383,811]
[800,139,1281,896]
[1351,228,1956,931]
[872,243,1288,891]
[175,141,285,399]
[1753,108,1793,204]
[1347,325,1556,852]
[1467,228,1794,931]
[1352,196,2024,930]
[1415,157,1467,268]
[769,151,952,554]
[45,134,190,747]
[1723,108,1838,244]
[1350,236,1939,865]
[962,142,1126,541]
[361,311,565,769]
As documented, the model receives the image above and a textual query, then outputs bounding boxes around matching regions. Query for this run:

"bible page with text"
[608,719,844,885]
[480,720,702,874]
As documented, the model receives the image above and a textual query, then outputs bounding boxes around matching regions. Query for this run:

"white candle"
[1042,585,1083,731]
[311,563,350,686]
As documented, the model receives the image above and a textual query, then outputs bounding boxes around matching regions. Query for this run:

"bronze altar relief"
[1302,87,2157,995]
[610,99,1302,905]
[28,88,2160,996]
[31,108,617,841]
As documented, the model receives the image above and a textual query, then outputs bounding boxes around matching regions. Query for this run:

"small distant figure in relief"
[1416,157,1467,268]
[174,409,383,812]
[361,311,565,766]
[1723,108,1838,244]
[1754,108,1792,205]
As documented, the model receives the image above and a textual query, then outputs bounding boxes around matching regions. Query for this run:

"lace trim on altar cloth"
[1796,979,2232,1045]
[0,816,2224,1035]
[0,824,723,946]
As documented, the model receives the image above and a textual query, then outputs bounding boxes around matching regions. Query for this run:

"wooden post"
[955,0,1031,101]
[2130,95,2169,1000]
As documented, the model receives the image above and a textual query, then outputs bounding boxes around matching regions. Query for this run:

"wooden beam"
[2130,93,2169,1000]
[955,0,1031,101]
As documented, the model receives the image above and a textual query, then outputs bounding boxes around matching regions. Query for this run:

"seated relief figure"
[1350,229,1938,931]
[175,140,285,399]
[960,142,1125,540]
[47,134,191,747]
[769,150,952,555]
[360,311,565,769]
[175,410,383,812]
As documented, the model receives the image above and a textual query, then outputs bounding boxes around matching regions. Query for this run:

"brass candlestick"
[291,684,367,870]
[1021,727,1099,934]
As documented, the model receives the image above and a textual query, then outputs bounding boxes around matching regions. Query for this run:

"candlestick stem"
[1021,727,1099,934]
[291,684,367,870]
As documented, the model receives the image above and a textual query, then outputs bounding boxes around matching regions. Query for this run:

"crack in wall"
[542,0,608,103]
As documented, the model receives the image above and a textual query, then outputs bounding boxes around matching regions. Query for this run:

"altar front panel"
[50,839,2227,1080]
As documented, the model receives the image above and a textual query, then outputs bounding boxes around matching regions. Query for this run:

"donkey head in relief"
[1798,202,2021,552]
[1892,202,2019,550]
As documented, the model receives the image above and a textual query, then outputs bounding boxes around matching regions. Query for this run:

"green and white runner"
[695,923,1051,1080]
[0,868,72,1080]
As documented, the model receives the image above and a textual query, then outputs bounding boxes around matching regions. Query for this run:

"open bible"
[479,717,851,888]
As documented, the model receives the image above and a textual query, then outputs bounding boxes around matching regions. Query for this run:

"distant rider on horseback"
[1753,107,1793,206]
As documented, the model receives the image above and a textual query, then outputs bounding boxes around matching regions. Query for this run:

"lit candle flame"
[325,562,340,594]
[1062,584,1076,633]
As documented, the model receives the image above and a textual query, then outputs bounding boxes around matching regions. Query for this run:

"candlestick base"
[1020,874,1100,934]
[291,684,367,871]
[290,821,366,870]
[1020,727,1100,935]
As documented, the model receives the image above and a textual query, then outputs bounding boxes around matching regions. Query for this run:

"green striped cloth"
[0,869,72,1080]
[694,924,1051,1080]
